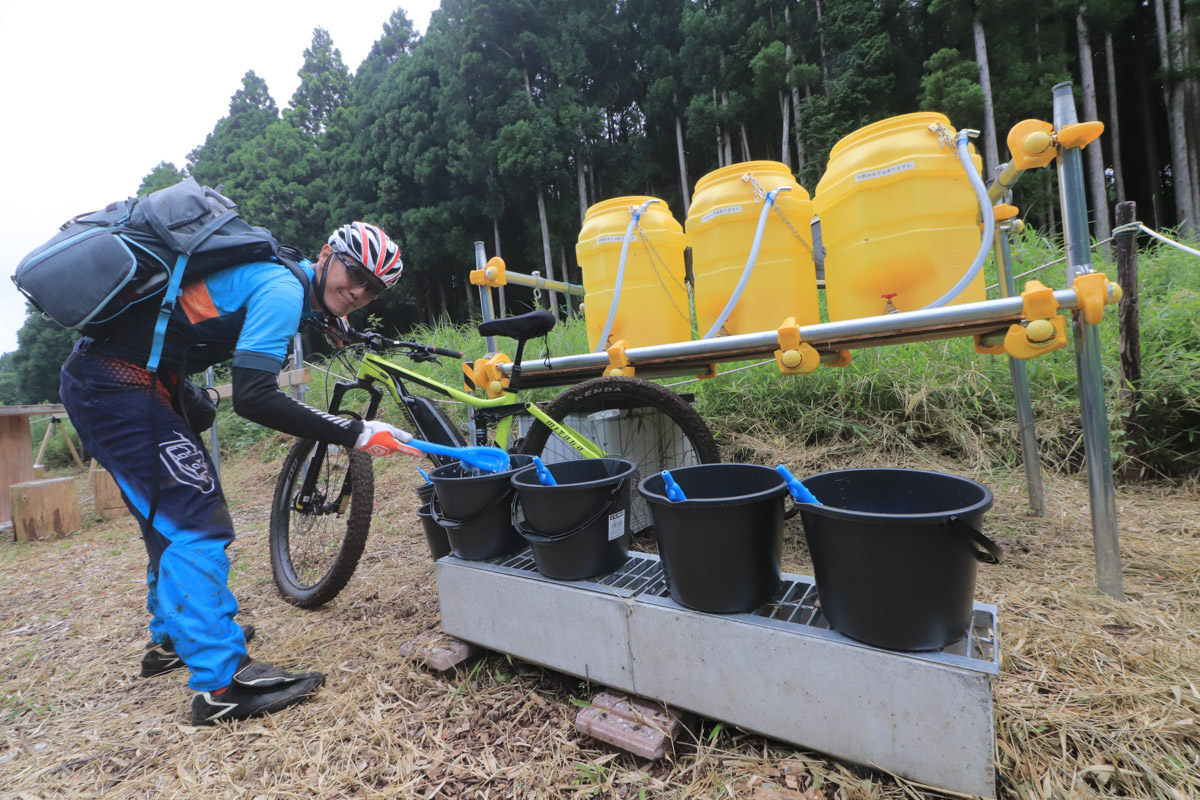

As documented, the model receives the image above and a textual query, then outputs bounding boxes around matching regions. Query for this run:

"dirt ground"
[1,437,1197,800]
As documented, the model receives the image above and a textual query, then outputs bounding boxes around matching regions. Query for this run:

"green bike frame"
[354,352,604,457]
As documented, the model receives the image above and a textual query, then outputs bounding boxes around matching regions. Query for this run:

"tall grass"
[206,230,1198,480]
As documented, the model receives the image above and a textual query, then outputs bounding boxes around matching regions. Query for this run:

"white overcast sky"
[0,0,439,357]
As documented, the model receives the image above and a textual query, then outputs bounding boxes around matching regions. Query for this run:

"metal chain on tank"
[634,213,693,324]
[929,122,955,149]
[743,172,815,258]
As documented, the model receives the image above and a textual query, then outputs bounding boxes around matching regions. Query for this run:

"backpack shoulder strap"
[146,253,192,373]
[275,247,311,297]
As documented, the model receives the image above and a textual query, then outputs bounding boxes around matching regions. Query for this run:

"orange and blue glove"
[355,420,421,458]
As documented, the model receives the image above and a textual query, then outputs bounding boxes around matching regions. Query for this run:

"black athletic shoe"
[139,625,257,678]
[189,656,325,725]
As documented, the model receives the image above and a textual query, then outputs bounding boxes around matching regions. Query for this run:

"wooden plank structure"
[0,404,66,526]
[11,477,81,542]
[89,461,129,521]
[210,368,311,400]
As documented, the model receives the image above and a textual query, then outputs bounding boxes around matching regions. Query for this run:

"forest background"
[2,0,1198,411]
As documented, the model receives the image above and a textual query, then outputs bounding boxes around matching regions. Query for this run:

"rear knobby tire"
[269,438,374,608]
[513,376,720,532]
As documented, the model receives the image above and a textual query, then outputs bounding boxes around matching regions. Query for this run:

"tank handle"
[946,515,1003,564]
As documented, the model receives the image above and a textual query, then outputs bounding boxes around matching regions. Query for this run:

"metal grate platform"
[485,549,999,674]
[439,549,999,798]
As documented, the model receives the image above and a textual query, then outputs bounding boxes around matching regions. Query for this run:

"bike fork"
[295,378,383,511]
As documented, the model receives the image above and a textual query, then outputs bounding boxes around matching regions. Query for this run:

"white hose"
[702,187,790,339]
[923,130,995,309]
[596,199,658,351]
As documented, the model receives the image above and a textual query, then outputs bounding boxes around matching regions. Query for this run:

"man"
[59,221,413,725]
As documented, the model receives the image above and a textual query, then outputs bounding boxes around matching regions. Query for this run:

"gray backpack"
[13,178,306,371]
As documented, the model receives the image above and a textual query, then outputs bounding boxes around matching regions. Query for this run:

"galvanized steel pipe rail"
[498,286,1104,390]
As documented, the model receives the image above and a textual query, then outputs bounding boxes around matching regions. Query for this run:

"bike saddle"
[477,310,556,341]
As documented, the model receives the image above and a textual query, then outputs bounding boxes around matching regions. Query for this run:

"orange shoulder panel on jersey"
[180,280,219,324]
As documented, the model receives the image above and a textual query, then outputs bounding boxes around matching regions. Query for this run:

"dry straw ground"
[2,434,1198,800]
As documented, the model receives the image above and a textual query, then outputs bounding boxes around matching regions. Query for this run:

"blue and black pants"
[60,339,247,691]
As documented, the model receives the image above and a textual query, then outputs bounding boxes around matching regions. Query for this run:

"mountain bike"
[269,310,720,608]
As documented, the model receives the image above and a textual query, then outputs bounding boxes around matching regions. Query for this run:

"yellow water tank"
[576,196,691,352]
[687,161,819,336]
[813,112,986,321]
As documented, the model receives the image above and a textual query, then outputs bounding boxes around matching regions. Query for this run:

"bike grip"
[433,346,463,359]
[359,431,423,458]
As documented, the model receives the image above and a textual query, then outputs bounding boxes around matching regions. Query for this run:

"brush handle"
[532,457,557,486]
[661,470,687,502]
[776,465,821,505]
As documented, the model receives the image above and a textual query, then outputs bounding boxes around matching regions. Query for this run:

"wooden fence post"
[1114,201,1145,479]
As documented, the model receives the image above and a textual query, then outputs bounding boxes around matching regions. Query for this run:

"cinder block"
[575,693,692,759]
[399,632,480,671]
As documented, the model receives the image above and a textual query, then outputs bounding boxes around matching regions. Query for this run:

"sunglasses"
[333,252,384,297]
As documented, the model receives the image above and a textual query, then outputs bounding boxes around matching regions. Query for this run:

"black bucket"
[638,464,793,614]
[429,455,532,561]
[798,468,1001,651]
[511,458,635,581]
[416,502,451,561]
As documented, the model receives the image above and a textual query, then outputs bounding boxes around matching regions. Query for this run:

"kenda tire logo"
[159,433,216,494]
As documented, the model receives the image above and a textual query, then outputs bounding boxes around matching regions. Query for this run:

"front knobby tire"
[513,376,720,532]
[269,438,374,608]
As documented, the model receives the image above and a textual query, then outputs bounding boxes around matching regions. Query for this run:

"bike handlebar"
[349,327,463,361]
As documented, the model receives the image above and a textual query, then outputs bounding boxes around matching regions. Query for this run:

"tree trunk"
[1177,0,1200,225]
[718,52,733,165]
[1135,34,1164,228]
[783,6,795,171]
[560,245,573,317]
[712,88,724,167]
[493,217,506,317]
[780,91,791,169]
[972,12,1000,179]
[795,84,810,177]
[815,0,829,81]
[1156,0,1196,230]
[675,108,691,215]
[536,190,559,320]
[523,65,560,317]
[721,99,733,164]
[740,123,751,162]
[576,154,588,224]
[1104,33,1127,203]
[1076,13,1111,252]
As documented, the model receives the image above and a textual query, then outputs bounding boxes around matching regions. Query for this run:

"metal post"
[1053,81,1125,600]
[995,224,1045,516]
[293,333,307,404]
[206,367,220,479]
[475,242,498,356]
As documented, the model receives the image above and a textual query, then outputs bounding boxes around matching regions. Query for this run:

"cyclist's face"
[315,244,381,315]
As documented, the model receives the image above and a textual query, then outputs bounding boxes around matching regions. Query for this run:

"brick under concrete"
[575,692,692,759]
[399,631,480,671]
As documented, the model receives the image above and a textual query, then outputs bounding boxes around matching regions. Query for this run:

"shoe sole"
[190,674,325,726]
